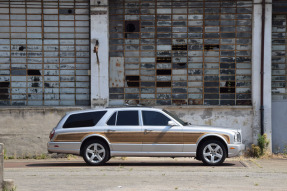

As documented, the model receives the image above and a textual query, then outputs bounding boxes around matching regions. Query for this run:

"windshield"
[163,109,189,126]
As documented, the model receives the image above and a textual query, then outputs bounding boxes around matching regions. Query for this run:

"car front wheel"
[199,140,226,166]
[82,140,110,166]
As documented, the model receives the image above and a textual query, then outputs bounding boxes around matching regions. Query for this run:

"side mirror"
[168,121,177,126]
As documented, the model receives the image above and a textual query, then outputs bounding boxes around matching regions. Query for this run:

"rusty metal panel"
[110,57,125,88]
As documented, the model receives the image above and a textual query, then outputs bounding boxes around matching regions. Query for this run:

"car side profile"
[48,107,245,166]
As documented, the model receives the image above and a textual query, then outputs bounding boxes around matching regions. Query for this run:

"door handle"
[107,129,116,133]
[144,129,153,134]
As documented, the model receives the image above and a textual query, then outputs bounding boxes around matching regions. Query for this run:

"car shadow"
[25,161,237,167]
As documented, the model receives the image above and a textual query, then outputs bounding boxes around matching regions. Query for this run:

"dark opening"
[204,44,220,50]
[32,83,39,87]
[19,46,25,51]
[28,70,41,76]
[125,21,139,38]
[0,82,10,100]
[157,69,171,75]
[59,9,75,14]
[44,83,50,88]
[172,44,188,51]
[127,82,140,87]
[157,57,171,63]
[220,81,235,93]
[126,23,136,32]
[126,76,140,87]
[157,82,171,87]
[126,76,140,81]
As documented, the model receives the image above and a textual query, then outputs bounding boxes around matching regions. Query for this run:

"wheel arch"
[196,135,228,160]
[80,135,111,156]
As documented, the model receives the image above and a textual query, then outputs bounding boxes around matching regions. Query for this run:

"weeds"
[248,134,270,158]
[4,148,8,160]
[3,186,17,191]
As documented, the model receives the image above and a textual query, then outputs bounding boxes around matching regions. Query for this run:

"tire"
[82,140,110,166]
[199,140,226,166]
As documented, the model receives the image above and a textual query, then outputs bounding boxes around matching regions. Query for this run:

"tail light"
[49,128,55,140]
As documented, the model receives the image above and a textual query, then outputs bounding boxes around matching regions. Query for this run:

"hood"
[184,124,241,134]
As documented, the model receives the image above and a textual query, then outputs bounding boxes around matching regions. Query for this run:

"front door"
[141,110,183,152]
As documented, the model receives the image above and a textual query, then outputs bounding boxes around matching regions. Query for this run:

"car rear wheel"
[82,140,110,166]
[199,140,226,166]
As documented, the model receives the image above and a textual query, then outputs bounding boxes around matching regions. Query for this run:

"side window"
[63,111,107,128]
[142,111,171,126]
[116,111,139,126]
[107,112,117,126]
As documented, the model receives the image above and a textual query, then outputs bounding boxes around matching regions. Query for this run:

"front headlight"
[234,132,241,143]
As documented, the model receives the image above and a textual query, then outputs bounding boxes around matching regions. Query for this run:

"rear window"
[63,111,107,128]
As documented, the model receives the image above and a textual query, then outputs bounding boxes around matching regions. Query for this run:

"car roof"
[65,107,163,115]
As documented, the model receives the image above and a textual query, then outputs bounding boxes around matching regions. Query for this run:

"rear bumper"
[47,142,81,155]
[227,143,245,157]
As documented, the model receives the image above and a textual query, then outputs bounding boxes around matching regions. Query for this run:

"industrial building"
[0,0,286,156]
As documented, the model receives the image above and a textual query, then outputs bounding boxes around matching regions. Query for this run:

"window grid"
[109,0,252,106]
[0,0,90,106]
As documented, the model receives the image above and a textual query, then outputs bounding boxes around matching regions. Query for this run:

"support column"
[264,0,272,150]
[252,0,262,144]
[90,0,109,108]
[252,0,272,149]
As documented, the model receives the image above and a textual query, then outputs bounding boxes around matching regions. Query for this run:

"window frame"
[141,110,173,126]
[106,111,118,126]
[107,110,141,126]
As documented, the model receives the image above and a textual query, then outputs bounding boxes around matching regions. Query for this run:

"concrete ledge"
[156,105,253,110]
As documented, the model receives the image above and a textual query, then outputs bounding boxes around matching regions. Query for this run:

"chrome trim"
[111,151,196,157]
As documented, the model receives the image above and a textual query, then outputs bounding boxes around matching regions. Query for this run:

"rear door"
[105,110,142,153]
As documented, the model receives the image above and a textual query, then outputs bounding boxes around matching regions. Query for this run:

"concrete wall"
[162,106,254,146]
[0,106,253,157]
[0,107,87,156]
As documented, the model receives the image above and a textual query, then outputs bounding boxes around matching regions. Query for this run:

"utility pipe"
[260,0,265,135]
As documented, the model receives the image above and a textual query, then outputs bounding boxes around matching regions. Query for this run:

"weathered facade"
[0,0,285,156]
[0,0,91,106]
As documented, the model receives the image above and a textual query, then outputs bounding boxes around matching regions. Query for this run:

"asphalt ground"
[3,157,287,191]
[4,158,246,168]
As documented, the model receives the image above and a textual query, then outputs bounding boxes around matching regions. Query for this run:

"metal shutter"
[0,0,90,106]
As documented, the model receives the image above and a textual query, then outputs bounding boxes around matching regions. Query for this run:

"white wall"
[90,0,109,108]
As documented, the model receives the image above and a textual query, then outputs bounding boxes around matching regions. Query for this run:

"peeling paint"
[200,109,213,120]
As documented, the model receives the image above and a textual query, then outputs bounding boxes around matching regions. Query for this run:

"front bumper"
[227,143,245,157]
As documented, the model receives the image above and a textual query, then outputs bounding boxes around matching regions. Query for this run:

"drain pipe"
[260,0,266,135]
